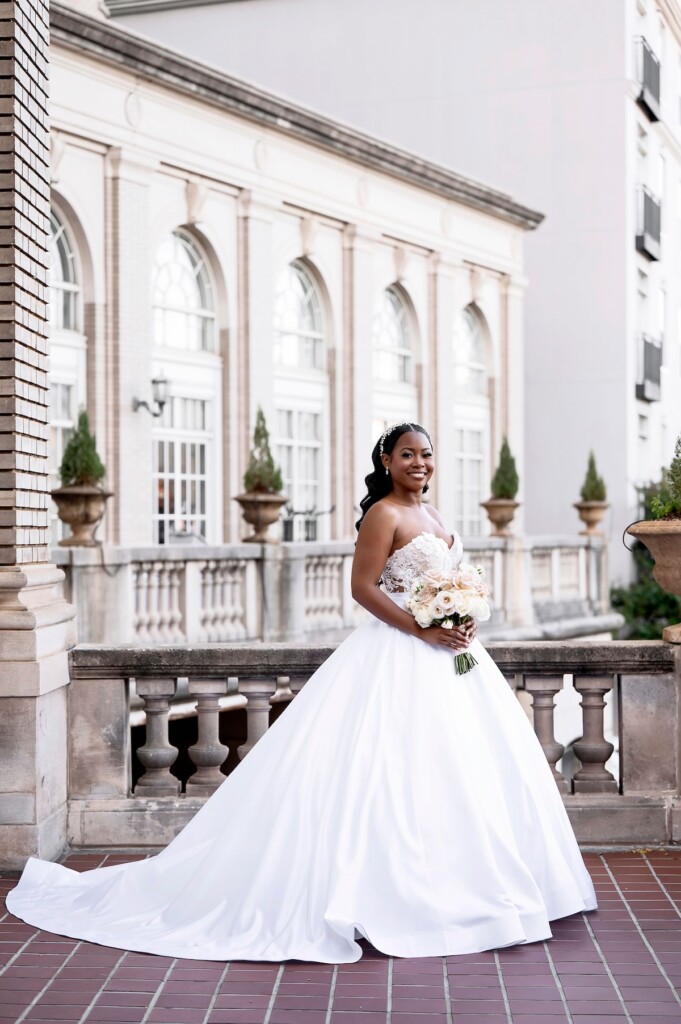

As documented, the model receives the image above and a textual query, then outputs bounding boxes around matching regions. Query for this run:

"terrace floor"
[1,851,681,1024]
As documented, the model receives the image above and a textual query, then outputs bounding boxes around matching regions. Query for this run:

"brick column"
[0,0,76,867]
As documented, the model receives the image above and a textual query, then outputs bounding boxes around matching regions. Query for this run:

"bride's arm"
[351,506,470,650]
[351,504,421,636]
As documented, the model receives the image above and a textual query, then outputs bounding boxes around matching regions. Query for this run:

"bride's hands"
[419,619,477,651]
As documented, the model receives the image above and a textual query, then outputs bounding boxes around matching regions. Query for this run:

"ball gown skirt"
[6,590,597,963]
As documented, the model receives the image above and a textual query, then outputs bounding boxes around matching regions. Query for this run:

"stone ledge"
[66,794,681,851]
[69,639,677,678]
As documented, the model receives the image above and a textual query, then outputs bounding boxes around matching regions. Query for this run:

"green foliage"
[243,407,283,494]
[490,436,519,500]
[611,472,681,638]
[580,450,607,502]
[650,433,681,519]
[59,409,105,487]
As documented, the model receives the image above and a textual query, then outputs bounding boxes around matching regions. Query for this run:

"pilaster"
[104,146,158,546]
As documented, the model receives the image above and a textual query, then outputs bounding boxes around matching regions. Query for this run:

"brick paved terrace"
[0,850,680,1024]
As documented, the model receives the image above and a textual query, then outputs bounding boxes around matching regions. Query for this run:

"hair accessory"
[377,422,431,457]
[378,423,408,456]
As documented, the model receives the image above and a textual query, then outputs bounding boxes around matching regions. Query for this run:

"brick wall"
[0,0,51,566]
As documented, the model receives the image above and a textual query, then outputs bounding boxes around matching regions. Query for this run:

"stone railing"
[53,534,619,645]
[65,639,680,849]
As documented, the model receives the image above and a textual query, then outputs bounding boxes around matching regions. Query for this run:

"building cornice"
[107,0,255,13]
[50,3,544,231]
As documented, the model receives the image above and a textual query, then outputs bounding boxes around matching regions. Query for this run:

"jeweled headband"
[378,422,432,456]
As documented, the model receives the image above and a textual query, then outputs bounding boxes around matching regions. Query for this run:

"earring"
[385,467,389,476]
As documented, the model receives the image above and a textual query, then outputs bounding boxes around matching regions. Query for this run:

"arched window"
[49,210,79,332]
[452,305,490,536]
[273,261,328,539]
[453,306,487,394]
[152,230,215,352]
[273,261,325,370]
[152,231,219,544]
[372,287,412,383]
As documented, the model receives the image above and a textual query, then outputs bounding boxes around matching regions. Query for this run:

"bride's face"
[383,431,434,493]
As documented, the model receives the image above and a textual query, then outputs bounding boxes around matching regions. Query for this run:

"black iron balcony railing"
[636,333,663,402]
[637,37,661,121]
[636,185,661,260]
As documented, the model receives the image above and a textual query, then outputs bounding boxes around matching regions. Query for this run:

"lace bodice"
[382,530,464,594]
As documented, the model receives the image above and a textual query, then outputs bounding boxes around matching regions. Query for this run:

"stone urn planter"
[626,519,681,642]
[574,500,609,536]
[51,483,113,547]
[234,491,288,543]
[480,497,520,537]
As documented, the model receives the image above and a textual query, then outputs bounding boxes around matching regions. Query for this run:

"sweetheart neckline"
[386,530,458,562]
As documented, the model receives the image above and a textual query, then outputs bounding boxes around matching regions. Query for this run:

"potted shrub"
[574,451,609,535]
[627,432,681,642]
[480,436,520,536]
[51,409,112,546]
[234,407,287,542]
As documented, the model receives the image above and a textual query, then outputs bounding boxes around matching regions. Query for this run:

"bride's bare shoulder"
[359,499,400,533]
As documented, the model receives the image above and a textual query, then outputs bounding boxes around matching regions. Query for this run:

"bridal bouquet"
[405,563,491,674]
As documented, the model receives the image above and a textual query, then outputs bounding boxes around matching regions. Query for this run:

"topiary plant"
[490,436,519,500]
[59,409,106,487]
[650,433,681,520]
[243,406,283,494]
[580,451,607,502]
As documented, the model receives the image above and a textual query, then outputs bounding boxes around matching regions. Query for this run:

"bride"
[6,422,596,963]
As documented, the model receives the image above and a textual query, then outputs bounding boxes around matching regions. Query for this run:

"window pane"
[153,231,215,351]
[273,262,325,370]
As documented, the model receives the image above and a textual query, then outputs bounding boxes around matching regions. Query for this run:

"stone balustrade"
[64,639,680,853]
[53,533,619,646]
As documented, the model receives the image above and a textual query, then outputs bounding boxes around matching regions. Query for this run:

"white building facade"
[49,1,538,553]
[112,0,681,581]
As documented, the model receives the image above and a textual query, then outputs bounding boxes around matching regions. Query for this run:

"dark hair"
[355,422,432,532]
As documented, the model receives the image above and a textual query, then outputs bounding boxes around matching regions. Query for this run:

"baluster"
[186,678,229,795]
[135,677,180,795]
[523,675,568,791]
[198,560,209,641]
[234,560,247,638]
[133,562,150,642]
[157,564,171,641]
[270,675,294,705]
[572,675,617,792]
[168,564,184,641]
[237,677,277,760]
[146,562,161,641]
[216,561,229,639]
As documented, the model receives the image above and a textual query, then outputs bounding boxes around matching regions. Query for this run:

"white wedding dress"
[7,530,596,963]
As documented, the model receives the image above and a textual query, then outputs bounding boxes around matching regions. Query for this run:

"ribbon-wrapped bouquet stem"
[405,563,491,674]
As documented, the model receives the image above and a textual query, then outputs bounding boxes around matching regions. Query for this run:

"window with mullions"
[153,397,210,544]
[454,307,487,394]
[49,211,79,332]
[372,288,412,383]
[273,262,325,370]
[276,409,322,528]
[453,428,485,536]
[153,231,216,352]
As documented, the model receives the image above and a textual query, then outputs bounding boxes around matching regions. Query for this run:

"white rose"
[468,596,491,622]
[433,590,457,617]
[414,607,433,628]
[441,618,454,629]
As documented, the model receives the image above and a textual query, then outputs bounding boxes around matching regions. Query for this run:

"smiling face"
[382,429,434,494]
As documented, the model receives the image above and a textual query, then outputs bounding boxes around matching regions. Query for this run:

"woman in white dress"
[6,422,597,963]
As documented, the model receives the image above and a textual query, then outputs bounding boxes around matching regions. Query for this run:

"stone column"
[0,0,77,867]
[428,252,463,519]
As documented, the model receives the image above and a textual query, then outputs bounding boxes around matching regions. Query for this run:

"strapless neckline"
[389,530,457,560]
